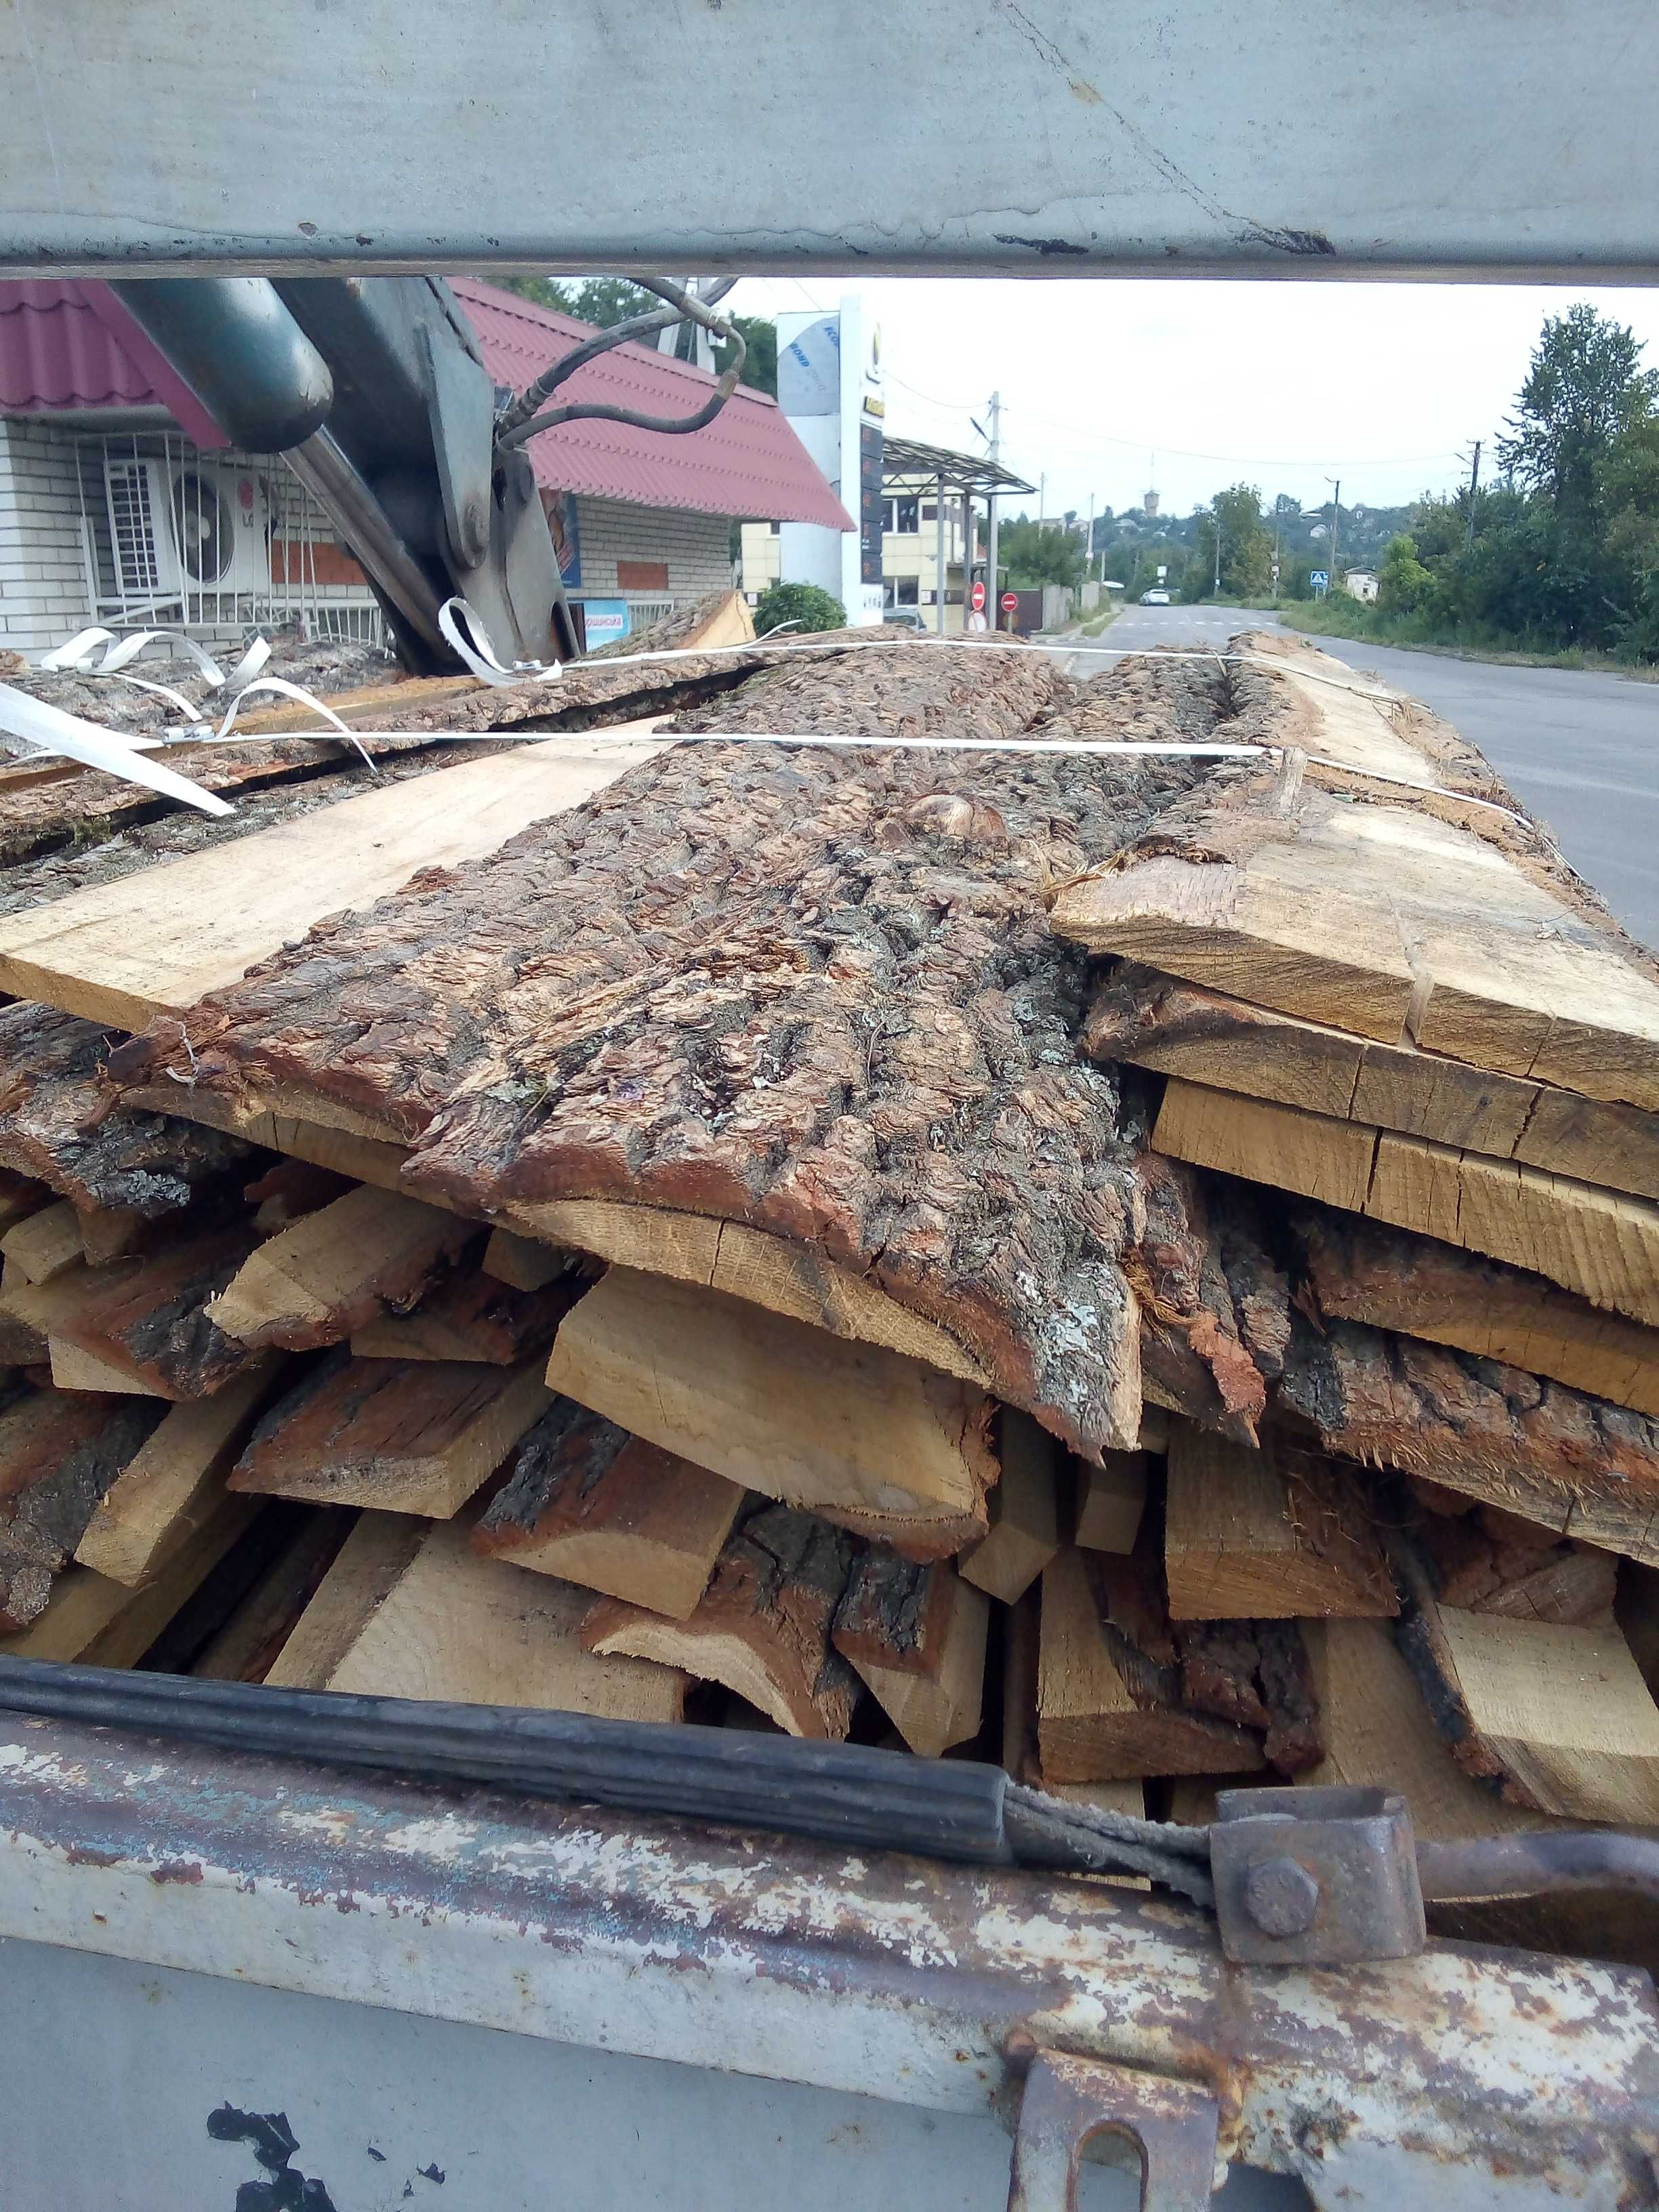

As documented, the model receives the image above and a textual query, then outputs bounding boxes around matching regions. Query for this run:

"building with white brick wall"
[0,278,849,661]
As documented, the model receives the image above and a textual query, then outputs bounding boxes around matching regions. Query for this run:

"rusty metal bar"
[0,1715,1654,2207]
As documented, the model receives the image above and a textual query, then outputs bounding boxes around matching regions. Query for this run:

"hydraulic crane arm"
[110,272,743,674]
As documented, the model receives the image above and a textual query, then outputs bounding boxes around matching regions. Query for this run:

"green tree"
[1498,304,1658,518]
[1000,514,1086,588]
[1376,533,1435,614]
[476,280,778,394]
[715,315,778,398]
[752,581,845,635]
[1212,483,1274,598]
[1181,516,1217,602]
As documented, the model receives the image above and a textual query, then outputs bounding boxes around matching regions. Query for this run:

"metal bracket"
[1006,2045,1221,2212]
[1211,1784,1427,1967]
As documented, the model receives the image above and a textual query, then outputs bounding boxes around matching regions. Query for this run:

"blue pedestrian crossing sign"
[1310,569,1330,590]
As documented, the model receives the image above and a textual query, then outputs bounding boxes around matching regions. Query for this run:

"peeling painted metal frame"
[1,1716,1655,2209]
[4,1,1659,281]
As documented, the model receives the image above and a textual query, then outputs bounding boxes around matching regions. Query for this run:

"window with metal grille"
[104,459,163,594]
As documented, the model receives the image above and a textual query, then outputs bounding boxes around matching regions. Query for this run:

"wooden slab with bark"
[1036,1544,1264,1784]
[1087,965,1659,1203]
[583,1501,857,1738]
[190,1506,357,1681]
[350,1261,581,1364]
[1163,1422,1395,1620]
[76,1359,281,1587]
[1279,1316,1659,1568]
[958,1408,1061,1603]
[1051,750,1659,1112]
[0,718,679,1031]
[546,1265,997,1555]
[0,1387,165,1628]
[207,1184,480,1352]
[1391,1540,1659,1825]
[270,1511,686,1719]
[1297,1210,1659,1418]
[0,1001,255,1225]
[832,1554,989,1757]
[108,644,1249,1460]
[47,1223,263,1399]
[472,1401,745,1619]
[1407,1498,1617,1627]
[230,1349,552,1517]
[480,1227,576,1293]
[3,1494,262,1666]
[1155,1078,1659,1330]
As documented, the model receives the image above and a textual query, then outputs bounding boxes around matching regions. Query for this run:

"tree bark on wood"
[51,1224,264,1399]
[0,1001,253,1220]
[230,1348,553,1517]
[1297,1208,1659,1418]
[108,644,1235,1458]
[1278,1314,1659,1567]
[0,1387,165,1628]
[583,1500,861,1739]
[472,1399,744,1619]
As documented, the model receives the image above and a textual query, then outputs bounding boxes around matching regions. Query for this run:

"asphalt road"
[1061,603,1659,947]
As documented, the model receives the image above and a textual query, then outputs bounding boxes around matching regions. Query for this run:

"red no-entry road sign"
[969,581,986,613]
[1000,592,1019,612]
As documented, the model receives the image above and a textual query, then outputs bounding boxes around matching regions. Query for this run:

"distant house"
[0,276,848,657]
[1345,569,1379,602]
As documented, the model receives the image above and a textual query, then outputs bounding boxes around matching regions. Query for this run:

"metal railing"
[71,427,384,647]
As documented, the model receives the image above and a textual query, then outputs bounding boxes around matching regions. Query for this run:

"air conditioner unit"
[102,457,269,600]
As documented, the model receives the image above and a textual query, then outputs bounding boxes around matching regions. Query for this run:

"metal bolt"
[1244,1855,1321,1938]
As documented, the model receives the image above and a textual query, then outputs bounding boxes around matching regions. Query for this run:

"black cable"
[497,275,744,451]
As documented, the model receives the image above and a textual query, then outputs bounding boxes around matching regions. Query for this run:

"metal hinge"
[1006,2041,1221,2212]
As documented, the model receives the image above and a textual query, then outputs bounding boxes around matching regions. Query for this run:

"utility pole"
[1212,502,1221,596]
[1465,439,1481,546]
[1327,476,1342,586]
[1038,471,1046,530]
[1086,492,1094,594]
[985,390,1001,629]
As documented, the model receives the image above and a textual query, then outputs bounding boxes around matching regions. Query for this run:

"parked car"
[882,607,927,631]
[1139,587,1172,605]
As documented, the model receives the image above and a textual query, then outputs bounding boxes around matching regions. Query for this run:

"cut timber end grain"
[833,1559,989,1757]
[76,1358,281,1588]
[350,1263,579,1365]
[1163,1423,1395,1620]
[48,1224,262,1399]
[583,1501,858,1740]
[472,1401,744,1620]
[230,1351,554,1518]
[1074,1452,1149,1555]
[1393,1547,1659,1825]
[1,1199,82,1285]
[207,1185,480,1353]
[482,1227,577,1294]
[505,1198,991,1391]
[0,1263,110,1368]
[546,1267,996,1556]
[1297,1210,1659,1421]
[959,1409,1061,1603]
[0,1389,165,1627]
[298,1515,686,1719]
[1036,1546,1263,1784]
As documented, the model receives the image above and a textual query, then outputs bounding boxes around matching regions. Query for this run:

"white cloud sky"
[731,276,1659,523]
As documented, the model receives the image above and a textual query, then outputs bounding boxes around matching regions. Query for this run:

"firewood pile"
[2,593,1658,1963]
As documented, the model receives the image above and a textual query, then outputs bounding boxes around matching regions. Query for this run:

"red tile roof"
[0,276,851,530]
[449,279,850,528]
[0,280,227,449]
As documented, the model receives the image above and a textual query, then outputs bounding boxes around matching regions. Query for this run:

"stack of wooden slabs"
[0,623,1653,1969]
